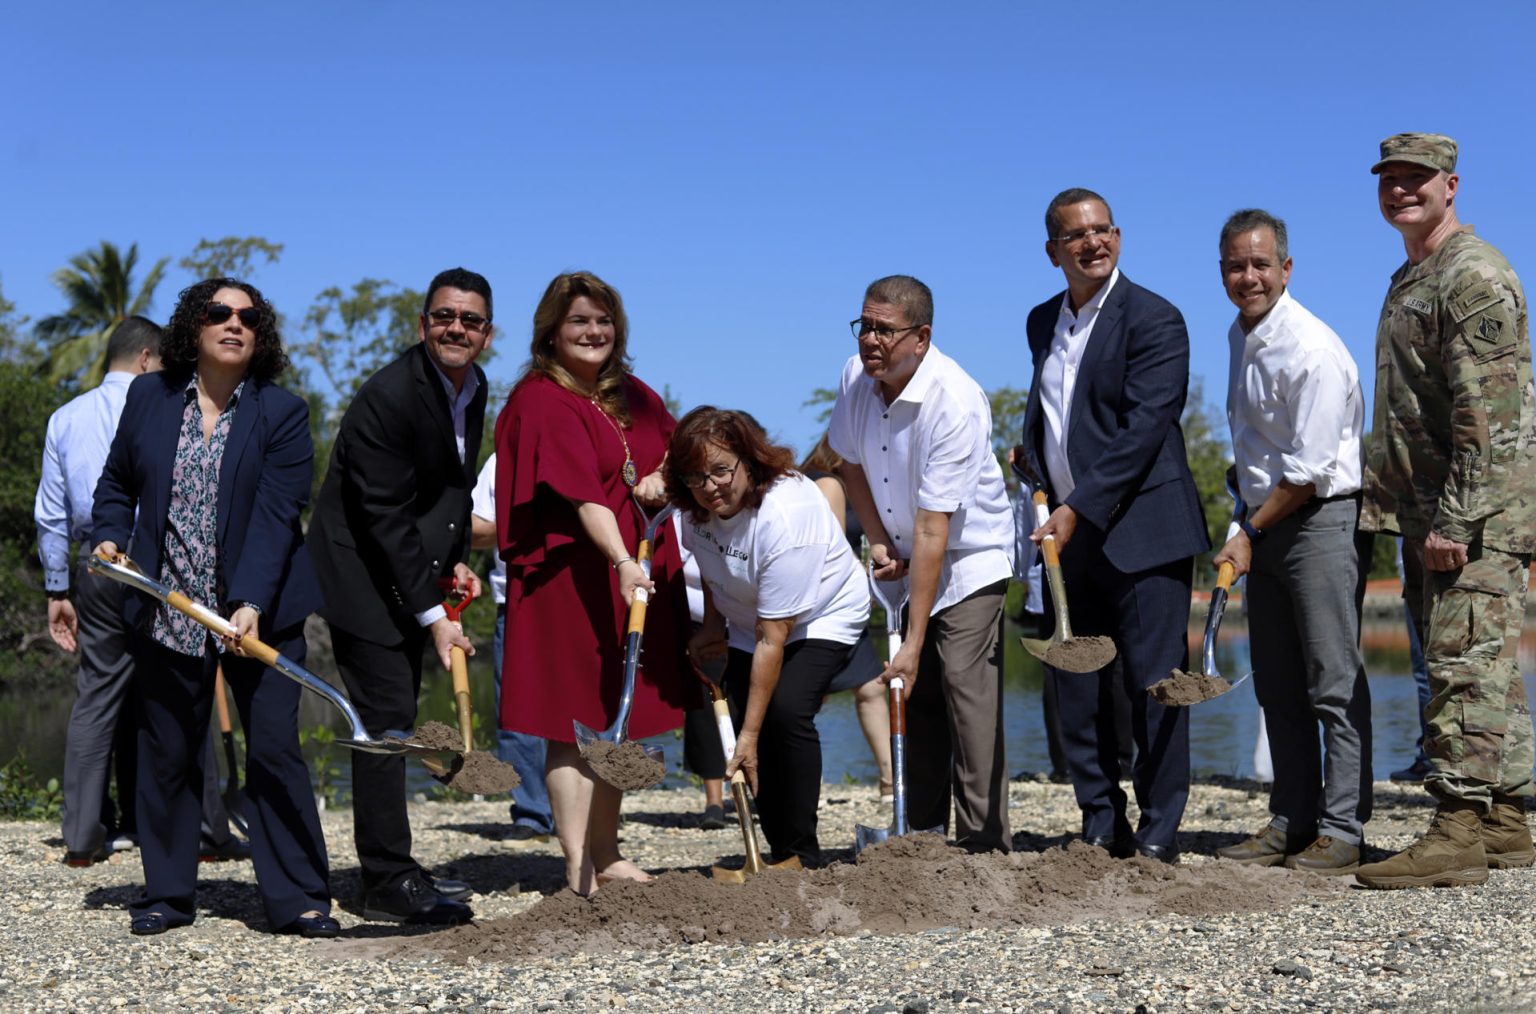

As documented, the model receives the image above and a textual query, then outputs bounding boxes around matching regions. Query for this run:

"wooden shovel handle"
[451,645,473,753]
[625,536,656,635]
[1215,561,1235,592]
[1031,490,1061,568]
[214,667,233,735]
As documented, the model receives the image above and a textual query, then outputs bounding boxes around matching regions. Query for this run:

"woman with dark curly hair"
[668,407,871,867]
[494,271,691,895]
[92,278,335,937]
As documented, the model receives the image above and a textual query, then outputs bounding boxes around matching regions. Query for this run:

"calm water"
[6,617,1536,803]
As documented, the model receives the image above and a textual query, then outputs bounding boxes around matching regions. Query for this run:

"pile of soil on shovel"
[1040,635,1117,673]
[583,740,665,790]
[403,721,522,795]
[413,834,1343,963]
[1147,671,1233,706]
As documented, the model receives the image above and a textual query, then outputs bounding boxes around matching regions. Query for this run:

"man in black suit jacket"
[1018,189,1209,862]
[308,267,492,923]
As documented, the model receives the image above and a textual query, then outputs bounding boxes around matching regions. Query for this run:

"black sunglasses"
[205,303,261,328]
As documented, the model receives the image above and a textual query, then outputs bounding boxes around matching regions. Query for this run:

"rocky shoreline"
[3,778,1532,1012]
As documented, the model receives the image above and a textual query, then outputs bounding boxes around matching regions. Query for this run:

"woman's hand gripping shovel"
[576,502,673,790]
[1148,468,1252,705]
[854,566,944,853]
[86,553,451,758]
[1018,489,1118,674]
[688,658,802,881]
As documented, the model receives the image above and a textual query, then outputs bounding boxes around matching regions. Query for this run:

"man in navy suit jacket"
[1018,188,1209,862]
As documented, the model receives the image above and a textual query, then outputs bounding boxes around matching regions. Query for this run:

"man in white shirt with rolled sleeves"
[830,274,1015,852]
[1212,209,1374,874]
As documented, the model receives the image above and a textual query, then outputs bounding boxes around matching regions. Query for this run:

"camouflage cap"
[1371,132,1458,174]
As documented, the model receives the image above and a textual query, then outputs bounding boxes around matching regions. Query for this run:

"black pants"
[723,638,858,866]
[330,623,427,893]
[131,632,330,930]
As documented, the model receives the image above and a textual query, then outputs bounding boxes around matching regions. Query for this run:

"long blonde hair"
[525,271,634,425]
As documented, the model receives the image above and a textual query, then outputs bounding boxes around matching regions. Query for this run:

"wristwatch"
[1238,518,1266,543]
[47,589,69,601]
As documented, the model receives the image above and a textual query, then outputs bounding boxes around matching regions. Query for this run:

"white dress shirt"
[1226,289,1364,509]
[828,345,1013,617]
[1040,268,1119,500]
[34,372,136,592]
[470,453,506,605]
[416,360,481,627]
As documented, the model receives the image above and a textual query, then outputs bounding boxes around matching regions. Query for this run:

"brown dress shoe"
[1483,799,1535,869]
[1355,805,1488,890]
[1283,835,1360,874]
[1216,823,1311,866]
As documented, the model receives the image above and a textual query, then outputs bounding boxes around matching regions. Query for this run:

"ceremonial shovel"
[87,554,452,758]
[854,567,944,852]
[1019,491,1118,673]
[574,503,672,779]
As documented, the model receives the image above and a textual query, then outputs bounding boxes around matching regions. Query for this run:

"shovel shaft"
[214,667,233,735]
[1198,561,1235,678]
[887,678,909,834]
[1032,492,1076,641]
[451,645,473,753]
[731,774,765,874]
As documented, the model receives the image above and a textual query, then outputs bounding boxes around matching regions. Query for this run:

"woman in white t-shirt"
[668,407,871,867]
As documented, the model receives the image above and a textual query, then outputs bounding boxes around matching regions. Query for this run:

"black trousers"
[329,623,428,893]
[131,632,330,930]
[723,638,858,866]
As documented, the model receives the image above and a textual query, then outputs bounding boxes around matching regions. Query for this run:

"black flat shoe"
[1083,834,1135,859]
[426,874,473,902]
[199,837,252,863]
[1138,843,1180,865]
[363,873,474,924]
[280,913,340,938]
[130,912,171,936]
[64,846,109,868]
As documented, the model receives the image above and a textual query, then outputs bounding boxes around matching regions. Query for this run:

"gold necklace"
[591,397,638,487]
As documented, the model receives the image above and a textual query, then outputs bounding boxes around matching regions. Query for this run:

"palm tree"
[37,241,168,388]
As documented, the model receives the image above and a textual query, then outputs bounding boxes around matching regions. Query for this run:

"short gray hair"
[1045,188,1113,239]
[863,275,933,329]
[1219,208,1289,262]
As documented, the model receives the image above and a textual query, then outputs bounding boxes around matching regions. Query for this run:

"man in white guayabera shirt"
[829,274,1014,852]
[1212,208,1373,875]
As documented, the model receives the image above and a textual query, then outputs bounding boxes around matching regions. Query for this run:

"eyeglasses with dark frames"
[849,319,923,343]
[425,308,491,333]
[205,303,261,328]
[681,459,741,489]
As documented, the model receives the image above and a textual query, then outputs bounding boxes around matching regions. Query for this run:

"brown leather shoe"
[1483,798,1535,869]
[1283,835,1360,874]
[1355,805,1488,890]
[1216,823,1312,866]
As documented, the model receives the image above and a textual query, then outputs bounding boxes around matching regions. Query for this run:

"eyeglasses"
[425,308,491,333]
[681,459,741,489]
[1051,224,1118,246]
[849,319,923,343]
[205,303,261,328]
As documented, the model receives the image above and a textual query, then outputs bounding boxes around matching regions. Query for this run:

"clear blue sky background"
[5,1,1533,454]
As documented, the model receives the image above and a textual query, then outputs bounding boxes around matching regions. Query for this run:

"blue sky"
[5,1,1533,453]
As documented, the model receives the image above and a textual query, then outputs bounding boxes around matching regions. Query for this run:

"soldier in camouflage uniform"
[1355,132,1536,890]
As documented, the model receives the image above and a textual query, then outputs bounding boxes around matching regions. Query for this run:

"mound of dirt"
[1147,671,1232,706]
[413,835,1343,963]
[447,751,522,795]
[1041,635,1117,674]
[404,720,464,750]
[583,740,665,790]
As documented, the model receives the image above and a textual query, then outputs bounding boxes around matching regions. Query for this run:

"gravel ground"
[3,777,1534,1012]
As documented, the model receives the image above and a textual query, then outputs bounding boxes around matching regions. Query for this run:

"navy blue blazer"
[1021,274,1210,574]
[91,371,324,634]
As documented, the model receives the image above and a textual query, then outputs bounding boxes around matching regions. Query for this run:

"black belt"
[1307,491,1362,506]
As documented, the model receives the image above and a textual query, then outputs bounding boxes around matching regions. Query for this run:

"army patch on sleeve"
[1478,316,1503,342]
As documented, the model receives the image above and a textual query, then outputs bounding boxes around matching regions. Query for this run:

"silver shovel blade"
[854,823,891,852]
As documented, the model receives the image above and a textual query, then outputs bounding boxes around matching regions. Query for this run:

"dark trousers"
[723,638,858,866]
[131,632,330,929]
[330,623,426,893]
[1051,527,1193,850]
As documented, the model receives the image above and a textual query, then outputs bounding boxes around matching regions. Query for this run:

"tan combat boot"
[1354,805,1488,889]
[1483,798,1535,869]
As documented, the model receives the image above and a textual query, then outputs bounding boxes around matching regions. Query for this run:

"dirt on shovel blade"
[403,721,522,794]
[1041,635,1116,673]
[1148,670,1233,706]
[583,740,665,790]
[402,720,464,750]
[406,833,1343,963]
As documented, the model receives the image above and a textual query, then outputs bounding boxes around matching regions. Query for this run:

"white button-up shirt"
[1041,268,1119,500]
[1226,289,1364,509]
[33,371,136,592]
[828,345,1014,617]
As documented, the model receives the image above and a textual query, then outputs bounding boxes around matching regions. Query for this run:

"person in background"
[91,278,334,937]
[470,452,554,842]
[672,407,872,866]
[37,317,161,866]
[798,432,892,801]
[495,270,691,895]
[1210,208,1373,874]
[1389,538,1435,783]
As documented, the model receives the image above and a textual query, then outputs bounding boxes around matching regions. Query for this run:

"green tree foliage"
[292,279,424,410]
[989,386,1029,481]
[178,236,284,281]
[36,241,168,389]
[0,280,35,367]
[1181,378,1235,582]
[803,387,837,425]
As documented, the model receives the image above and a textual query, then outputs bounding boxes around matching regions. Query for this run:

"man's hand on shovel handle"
[880,637,921,700]
[430,616,474,670]
[869,544,907,582]
[1029,504,1078,552]
[726,732,760,795]
[1212,533,1252,580]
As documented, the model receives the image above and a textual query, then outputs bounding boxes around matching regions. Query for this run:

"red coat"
[494,373,692,741]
